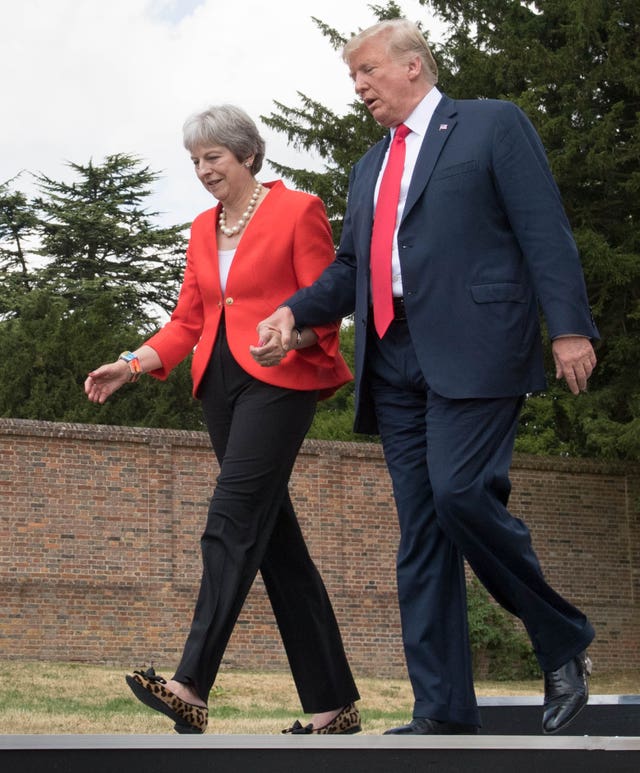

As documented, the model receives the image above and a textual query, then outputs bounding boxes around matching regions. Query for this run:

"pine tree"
[0,177,39,316]
[33,154,187,327]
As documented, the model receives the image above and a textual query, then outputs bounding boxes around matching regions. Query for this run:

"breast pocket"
[431,160,478,181]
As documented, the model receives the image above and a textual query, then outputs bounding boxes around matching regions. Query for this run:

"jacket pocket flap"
[470,282,525,303]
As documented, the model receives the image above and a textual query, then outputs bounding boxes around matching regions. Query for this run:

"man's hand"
[552,336,597,395]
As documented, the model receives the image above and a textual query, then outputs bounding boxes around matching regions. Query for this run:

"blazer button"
[225,297,234,305]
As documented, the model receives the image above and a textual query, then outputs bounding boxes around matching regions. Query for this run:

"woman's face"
[190,144,249,202]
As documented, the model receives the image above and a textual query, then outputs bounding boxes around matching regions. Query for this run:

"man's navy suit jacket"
[287,94,598,434]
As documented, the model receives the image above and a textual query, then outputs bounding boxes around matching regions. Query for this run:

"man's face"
[348,34,419,128]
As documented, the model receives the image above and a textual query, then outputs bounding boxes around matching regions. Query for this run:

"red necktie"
[370,123,411,338]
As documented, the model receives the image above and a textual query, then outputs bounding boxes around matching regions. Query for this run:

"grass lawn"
[1,661,638,735]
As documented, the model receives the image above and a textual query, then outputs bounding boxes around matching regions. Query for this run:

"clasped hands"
[249,330,287,367]
[250,306,298,367]
[248,317,287,368]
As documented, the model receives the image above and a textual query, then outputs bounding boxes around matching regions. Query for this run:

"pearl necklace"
[219,182,262,237]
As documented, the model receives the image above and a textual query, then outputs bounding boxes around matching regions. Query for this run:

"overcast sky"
[1,0,445,227]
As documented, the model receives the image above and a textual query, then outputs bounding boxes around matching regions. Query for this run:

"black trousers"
[173,321,359,712]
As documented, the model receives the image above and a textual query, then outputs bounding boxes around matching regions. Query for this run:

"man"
[252,19,597,735]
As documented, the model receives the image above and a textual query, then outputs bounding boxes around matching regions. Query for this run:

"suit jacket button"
[225,297,234,305]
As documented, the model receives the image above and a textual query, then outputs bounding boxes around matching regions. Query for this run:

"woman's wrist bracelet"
[118,351,142,382]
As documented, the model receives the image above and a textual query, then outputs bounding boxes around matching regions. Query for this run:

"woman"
[85,104,360,735]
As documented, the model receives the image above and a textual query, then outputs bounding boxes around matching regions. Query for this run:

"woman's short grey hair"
[182,104,266,175]
[342,18,438,85]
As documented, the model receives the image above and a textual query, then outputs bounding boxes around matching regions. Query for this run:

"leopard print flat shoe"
[282,703,361,735]
[125,667,208,734]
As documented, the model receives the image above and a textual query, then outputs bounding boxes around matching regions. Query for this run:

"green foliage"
[467,578,541,680]
[0,287,203,429]
[0,155,205,430]
[32,154,188,325]
[0,177,39,313]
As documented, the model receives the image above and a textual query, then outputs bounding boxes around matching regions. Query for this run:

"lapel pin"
[439,124,448,131]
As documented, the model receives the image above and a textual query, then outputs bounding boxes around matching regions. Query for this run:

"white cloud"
[1,0,445,226]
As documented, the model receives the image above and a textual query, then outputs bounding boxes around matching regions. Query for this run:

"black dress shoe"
[542,650,592,734]
[384,717,479,735]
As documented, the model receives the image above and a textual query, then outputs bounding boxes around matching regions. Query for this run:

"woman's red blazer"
[144,181,352,399]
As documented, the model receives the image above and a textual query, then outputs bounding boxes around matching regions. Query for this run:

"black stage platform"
[2,695,639,773]
[2,733,638,773]
[478,693,640,735]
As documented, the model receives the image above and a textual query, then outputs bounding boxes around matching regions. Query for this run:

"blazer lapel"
[402,95,458,222]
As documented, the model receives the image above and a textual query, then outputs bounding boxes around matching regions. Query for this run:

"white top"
[218,248,236,293]
[374,86,443,297]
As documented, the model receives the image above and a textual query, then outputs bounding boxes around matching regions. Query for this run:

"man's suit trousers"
[367,318,594,726]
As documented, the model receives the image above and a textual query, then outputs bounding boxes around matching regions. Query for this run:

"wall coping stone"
[1,417,638,478]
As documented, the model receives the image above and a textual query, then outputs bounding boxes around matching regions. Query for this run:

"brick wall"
[1,418,638,678]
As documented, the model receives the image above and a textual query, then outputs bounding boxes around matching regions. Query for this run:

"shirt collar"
[392,86,442,139]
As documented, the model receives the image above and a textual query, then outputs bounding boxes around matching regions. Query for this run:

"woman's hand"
[85,346,161,402]
[84,361,131,403]
[249,327,288,367]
